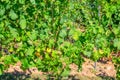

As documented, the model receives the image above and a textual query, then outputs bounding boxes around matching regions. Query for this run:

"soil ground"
[0,57,116,80]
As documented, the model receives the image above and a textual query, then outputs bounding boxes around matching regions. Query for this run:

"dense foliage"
[0,0,120,79]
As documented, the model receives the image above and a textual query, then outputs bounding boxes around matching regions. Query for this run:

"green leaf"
[48,39,54,47]
[83,51,91,57]
[21,58,29,69]
[29,30,38,41]
[29,61,35,67]
[59,29,67,38]
[36,58,42,65]
[4,56,12,65]
[61,69,70,77]
[19,16,26,29]
[27,39,33,45]
[8,26,19,38]
[113,38,120,50]
[62,41,71,48]
[9,10,18,20]
[0,22,4,28]
[0,69,2,75]
[40,2,45,7]
[13,57,19,62]
[113,27,119,35]
[26,47,34,56]
[19,0,25,4]
[0,34,4,39]
[98,26,104,34]
[69,28,81,41]
[60,15,67,24]
[93,51,100,61]
[30,0,36,5]
[0,7,5,16]
[52,50,57,58]
[21,35,27,41]
[0,64,4,75]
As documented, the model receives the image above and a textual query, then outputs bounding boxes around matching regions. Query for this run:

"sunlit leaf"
[61,69,70,77]
[0,7,5,16]
[26,46,34,56]
[28,30,38,41]
[83,51,91,57]
[113,38,120,50]
[9,10,18,20]
[19,15,26,29]
[59,29,67,38]
[0,34,4,39]
[30,0,36,5]
[19,0,25,4]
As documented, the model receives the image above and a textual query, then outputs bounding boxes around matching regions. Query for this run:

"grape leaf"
[19,0,25,4]
[9,10,18,20]
[26,47,34,56]
[30,0,36,5]
[19,16,26,29]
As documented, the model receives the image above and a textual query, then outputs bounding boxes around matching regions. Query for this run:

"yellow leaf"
[99,49,104,54]
[46,48,52,53]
